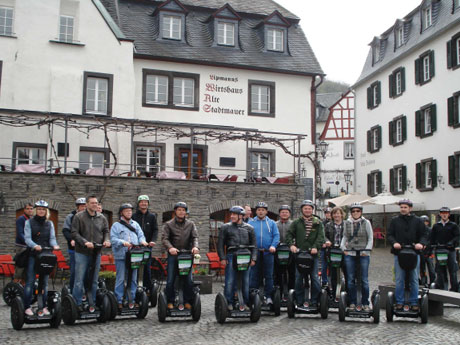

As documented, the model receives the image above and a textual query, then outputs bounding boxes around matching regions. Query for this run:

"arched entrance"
[15,208,59,238]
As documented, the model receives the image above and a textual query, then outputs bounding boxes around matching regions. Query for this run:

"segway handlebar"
[227,245,255,251]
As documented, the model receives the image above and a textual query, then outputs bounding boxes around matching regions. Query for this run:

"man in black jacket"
[431,207,459,291]
[387,199,428,311]
[218,206,257,311]
[132,195,158,290]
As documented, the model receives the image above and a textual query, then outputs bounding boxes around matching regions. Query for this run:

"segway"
[3,279,38,307]
[286,249,328,319]
[215,245,261,324]
[158,250,201,322]
[339,249,379,323]
[112,246,149,319]
[61,243,110,325]
[275,243,291,309]
[254,248,281,316]
[10,247,62,330]
[430,244,450,290]
[326,245,346,310]
[386,245,428,324]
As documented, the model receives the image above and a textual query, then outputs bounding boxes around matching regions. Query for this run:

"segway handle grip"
[178,249,192,254]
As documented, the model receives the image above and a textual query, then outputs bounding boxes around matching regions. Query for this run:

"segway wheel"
[273,288,281,316]
[157,292,167,323]
[62,294,78,325]
[214,293,227,324]
[320,290,328,319]
[372,293,380,324]
[192,293,201,322]
[136,291,149,319]
[338,292,346,322]
[420,294,428,324]
[386,292,394,322]
[150,281,159,308]
[11,297,25,330]
[107,291,118,320]
[287,289,295,319]
[340,277,346,293]
[250,293,262,323]
[61,285,70,299]
[49,301,62,328]
[96,294,110,323]
[3,282,24,306]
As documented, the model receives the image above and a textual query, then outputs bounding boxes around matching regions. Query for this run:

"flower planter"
[194,274,213,294]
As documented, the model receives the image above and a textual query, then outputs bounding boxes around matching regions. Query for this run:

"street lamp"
[317,141,329,159]
[344,171,352,194]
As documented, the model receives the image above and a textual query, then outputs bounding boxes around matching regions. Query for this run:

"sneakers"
[25,308,34,316]
[265,297,273,305]
[395,304,403,311]
[42,307,50,316]
[243,305,250,311]
[118,303,123,310]
[227,304,233,311]
[167,303,174,309]
[363,305,371,312]
[411,305,420,312]
[184,303,192,310]
[349,304,356,311]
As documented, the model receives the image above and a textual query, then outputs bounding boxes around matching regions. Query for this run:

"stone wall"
[0,172,304,255]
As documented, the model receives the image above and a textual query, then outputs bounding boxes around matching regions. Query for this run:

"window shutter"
[402,165,407,191]
[431,104,437,132]
[367,173,372,196]
[389,121,394,145]
[376,81,381,105]
[416,163,422,189]
[377,171,383,194]
[429,50,435,78]
[389,74,394,98]
[415,58,421,84]
[367,87,372,109]
[402,116,407,141]
[367,130,371,152]
[389,168,395,193]
[415,110,422,136]
[431,159,437,188]
[447,40,452,69]
[420,110,426,137]
[377,126,382,149]
[401,67,406,92]
[448,155,456,185]
[447,96,454,126]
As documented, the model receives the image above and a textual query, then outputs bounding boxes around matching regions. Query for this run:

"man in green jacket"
[286,200,325,308]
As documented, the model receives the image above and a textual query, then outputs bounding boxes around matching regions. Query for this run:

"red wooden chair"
[0,254,15,286]
[52,250,70,285]
[206,252,225,281]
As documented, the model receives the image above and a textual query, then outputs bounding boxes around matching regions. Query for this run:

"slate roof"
[354,0,460,87]
[99,0,323,76]
[316,92,342,122]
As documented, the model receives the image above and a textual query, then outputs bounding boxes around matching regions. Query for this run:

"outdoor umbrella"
[451,206,460,213]
[326,193,369,207]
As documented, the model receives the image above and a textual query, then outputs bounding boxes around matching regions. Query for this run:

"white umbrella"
[326,193,369,207]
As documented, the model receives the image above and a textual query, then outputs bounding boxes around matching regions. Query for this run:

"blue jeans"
[73,251,101,306]
[249,251,274,298]
[115,259,138,304]
[394,255,419,306]
[344,254,370,305]
[68,249,75,293]
[24,255,49,309]
[294,256,320,305]
[165,254,194,304]
[224,253,250,305]
[320,248,328,285]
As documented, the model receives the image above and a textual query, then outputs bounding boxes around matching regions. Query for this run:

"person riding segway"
[285,200,328,319]
[158,202,201,321]
[110,203,150,319]
[419,215,435,287]
[11,200,62,330]
[215,206,261,323]
[386,199,429,323]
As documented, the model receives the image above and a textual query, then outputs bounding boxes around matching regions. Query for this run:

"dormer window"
[217,21,235,46]
[267,28,283,52]
[263,11,290,53]
[373,43,380,64]
[212,4,240,48]
[396,26,404,48]
[156,0,187,42]
[422,4,432,30]
[162,15,181,40]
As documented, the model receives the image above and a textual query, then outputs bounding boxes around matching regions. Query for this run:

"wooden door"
[178,149,203,179]
[16,209,59,238]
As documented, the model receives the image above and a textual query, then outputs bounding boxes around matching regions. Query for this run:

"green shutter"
[448,155,456,185]
[431,104,437,132]
[447,40,452,69]
[402,165,407,191]
[420,110,426,137]
[402,116,407,141]
[447,96,455,126]
[389,74,394,98]
[416,163,422,189]
[376,81,381,105]
[401,67,406,92]
[415,110,422,137]
[431,160,438,188]
[429,50,435,78]
[377,171,383,194]
[415,58,421,84]
[367,87,372,109]
[367,130,371,152]
[389,121,394,145]
[377,126,382,150]
[367,173,372,196]
[389,168,395,193]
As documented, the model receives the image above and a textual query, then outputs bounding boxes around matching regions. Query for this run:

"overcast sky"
[276,0,423,84]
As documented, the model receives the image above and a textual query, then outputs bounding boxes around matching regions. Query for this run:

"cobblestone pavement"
[1,248,459,345]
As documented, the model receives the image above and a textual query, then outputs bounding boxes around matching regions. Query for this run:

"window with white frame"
[59,15,74,42]
[415,50,434,85]
[416,104,436,137]
[266,28,283,52]
[457,37,460,66]
[372,128,379,151]
[424,160,432,188]
[16,147,46,165]
[344,142,354,159]
[135,146,161,173]
[416,158,437,191]
[251,85,270,114]
[423,5,432,30]
[396,27,404,47]
[390,165,407,194]
[373,43,380,64]
[217,21,235,46]
[86,77,108,115]
[395,118,402,143]
[173,77,194,107]
[367,125,382,153]
[162,15,181,40]
[424,107,431,135]
[367,81,381,108]
[373,85,379,106]
[145,75,168,105]
[423,55,430,82]
[0,6,13,36]
[395,71,402,95]
[389,115,407,146]
[448,152,460,187]
[79,151,104,171]
[250,151,272,178]
[396,167,403,192]
[367,170,382,196]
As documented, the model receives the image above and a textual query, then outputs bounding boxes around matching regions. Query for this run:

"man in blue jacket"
[249,202,280,304]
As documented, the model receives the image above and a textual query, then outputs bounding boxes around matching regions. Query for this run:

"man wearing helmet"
[218,206,257,310]
[430,207,459,291]
[71,195,111,311]
[132,195,158,292]
[110,203,148,308]
[320,207,333,286]
[387,199,428,311]
[62,197,86,293]
[249,202,280,305]
[286,200,325,308]
[276,205,295,290]
[162,202,199,310]
[419,215,435,286]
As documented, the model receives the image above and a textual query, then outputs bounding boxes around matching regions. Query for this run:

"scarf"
[302,216,313,240]
[33,215,46,224]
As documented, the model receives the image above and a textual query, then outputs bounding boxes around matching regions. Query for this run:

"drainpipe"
[311,74,324,203]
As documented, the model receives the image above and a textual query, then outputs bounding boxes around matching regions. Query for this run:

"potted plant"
[193,265,213,294]
[98,270,116,291]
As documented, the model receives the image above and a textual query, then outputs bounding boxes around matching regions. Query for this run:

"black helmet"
[118,203,133,215]
[255,201,268,210]
[420,215,429,221]
[279,205,291,213]
[323,207,332,213]
[439,207,450,213]
[34,200,49,208]
[75,197,86,205]
[300,200,315,210]
[229,206,245,215]
[174,201,188,212]
[398,199,413,207]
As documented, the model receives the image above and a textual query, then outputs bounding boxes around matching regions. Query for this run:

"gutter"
[310,75,324,145]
